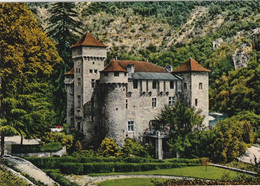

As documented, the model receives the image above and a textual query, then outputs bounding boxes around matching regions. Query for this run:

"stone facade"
[65,33,210,148]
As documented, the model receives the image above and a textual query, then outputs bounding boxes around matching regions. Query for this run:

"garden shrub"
[59,163,83,174]
[59,162,192,174]
[72,149,95,158]
[97,138,119,157]
[12,142,62,153]
[26,157,78,169]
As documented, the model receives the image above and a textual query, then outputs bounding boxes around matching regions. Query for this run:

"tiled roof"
[173,57,211,73]
[72,32,107,48]
[102,60,168,73]
[101,60,127,72]
[65,67,74,75]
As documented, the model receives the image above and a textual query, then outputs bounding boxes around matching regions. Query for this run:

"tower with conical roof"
[172,57,211,126]
[70,32,107,133]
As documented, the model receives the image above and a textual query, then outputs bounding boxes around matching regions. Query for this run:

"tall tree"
[0,3,61,153]
[46,2,83,123]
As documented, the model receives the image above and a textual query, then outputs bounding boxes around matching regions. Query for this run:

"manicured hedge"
[26,157,78,169]
[59,162,190,174]
[27,157,202,171]
[12,142,62,153]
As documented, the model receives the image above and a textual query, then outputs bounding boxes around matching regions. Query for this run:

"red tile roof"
[65,67,74,75]
[173,57,211,73]
[72,32,107,48]
[101,60,127,72]
[102,60,168,73]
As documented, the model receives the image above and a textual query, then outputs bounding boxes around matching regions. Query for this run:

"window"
[152,98,156,108]
[170,81,174,89]
[124,72,127,76]
[128,121,134,132]
[199,83,203,89]
[184,83,187,89]
[133,80,138,89]
[195,99,198,106]
[114,72,119,76]
[89,69,93,73]
[94,70,98,74]
[104,72,108,76]
[93,62,95,64]
[169,97,175,105]
[152,80,157,89]
[77,78,81,86]
[76,68,80,73]
[77,95,81,108]
[91,79,95,88]
[126,99,128,109]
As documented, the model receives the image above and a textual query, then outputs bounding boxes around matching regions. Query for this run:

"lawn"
[89,166,247,180]
[98,178,167,186]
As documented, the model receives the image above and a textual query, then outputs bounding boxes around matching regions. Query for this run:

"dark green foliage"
[157,100,204,136]
[59,162,198,174]
[46,2,83,124]
[211,53,260,115]
[167,114,254,163]
[46,171,79,186]
[11,142,62,153]
[60,163,84,174]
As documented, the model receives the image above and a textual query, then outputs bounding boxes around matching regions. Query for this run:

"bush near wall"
[12,142,62,153]
[59,162,192,174]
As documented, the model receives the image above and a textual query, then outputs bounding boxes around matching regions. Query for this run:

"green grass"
[0,166,29,186]
[89,166,247,180]
[98,178,167,186]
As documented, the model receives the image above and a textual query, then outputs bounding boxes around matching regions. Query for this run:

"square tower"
[71,32,107,131]
[172,57,211,127]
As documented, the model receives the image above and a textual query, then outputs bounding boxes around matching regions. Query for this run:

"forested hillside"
[28,1,259,119]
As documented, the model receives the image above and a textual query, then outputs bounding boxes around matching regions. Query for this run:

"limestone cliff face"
[232,43,252,69]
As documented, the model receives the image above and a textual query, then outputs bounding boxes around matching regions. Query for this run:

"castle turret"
[71,32,107,131]
[172,57,211,127]
[99,60,128,146]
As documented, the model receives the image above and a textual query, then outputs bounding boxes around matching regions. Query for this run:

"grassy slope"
[0,166,29,186]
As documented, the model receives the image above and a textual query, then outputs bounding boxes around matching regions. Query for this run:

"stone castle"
[64,32,210,151]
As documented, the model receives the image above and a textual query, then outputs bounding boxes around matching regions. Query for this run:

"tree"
[46,2,83,124]
[157,100,204,135]
[0,3,61,151]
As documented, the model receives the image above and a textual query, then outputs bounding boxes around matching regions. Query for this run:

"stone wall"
[11,146,66,158]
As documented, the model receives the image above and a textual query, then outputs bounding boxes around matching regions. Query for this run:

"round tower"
[99,60,128,146]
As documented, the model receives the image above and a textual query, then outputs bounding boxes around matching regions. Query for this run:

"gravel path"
[66,174,195,186]
[3,155,58,186]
